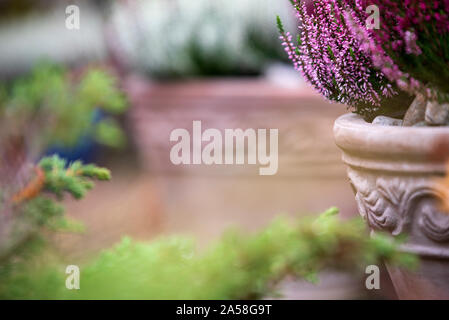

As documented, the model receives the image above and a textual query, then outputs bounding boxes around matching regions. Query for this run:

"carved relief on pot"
[418,202,449,243]
[347,168,449,256]
[334,113,449,297]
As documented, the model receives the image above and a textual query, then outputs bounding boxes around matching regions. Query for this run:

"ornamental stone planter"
[334,113,449,299]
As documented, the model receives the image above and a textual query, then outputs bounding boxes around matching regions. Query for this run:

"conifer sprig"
[39,155,111,200]
[0,207,417,299]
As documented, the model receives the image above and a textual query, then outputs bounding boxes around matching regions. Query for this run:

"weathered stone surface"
[403,94,427,126]
[412,121,428,127]
[372,115,403,126]
[334,113,449,299]
[425,101,449,125]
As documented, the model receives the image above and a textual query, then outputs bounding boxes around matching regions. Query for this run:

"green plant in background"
[112,0,295,78]
[12,155,111,234]
[0,62,126,260]
[0,63,127,152]
[0,208,417,300]
[0,155,111,299]
[0,62,126,209]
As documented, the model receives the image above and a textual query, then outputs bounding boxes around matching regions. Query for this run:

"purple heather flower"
[344,0,449,100]
[404,31,422,55]
[278,0,395,110]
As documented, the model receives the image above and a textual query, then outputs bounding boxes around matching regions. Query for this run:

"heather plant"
[277,0,412,120]
[0,208,417,299]
[344,0,449,102]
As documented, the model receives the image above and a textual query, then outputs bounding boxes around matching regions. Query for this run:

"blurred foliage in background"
[8,155,111,240]
[0,0,50,19]
[0,63,127,162]
[0,208,416,299]
[0,0,297,79]
[0,0,110,19]
[112,0,295,78]
[0,63,127,263]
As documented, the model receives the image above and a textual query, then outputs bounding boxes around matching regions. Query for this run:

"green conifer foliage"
[0,208,417,299]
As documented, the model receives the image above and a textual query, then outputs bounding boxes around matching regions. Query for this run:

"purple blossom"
[278,0,395,111]
[344,0,449,100]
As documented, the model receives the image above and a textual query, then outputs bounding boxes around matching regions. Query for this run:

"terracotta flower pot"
[334,113,449,299]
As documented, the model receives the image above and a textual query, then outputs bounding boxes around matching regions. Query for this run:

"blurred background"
[0,0,395,299]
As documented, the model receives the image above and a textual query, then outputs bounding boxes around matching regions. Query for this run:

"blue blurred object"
[43,109,103,163]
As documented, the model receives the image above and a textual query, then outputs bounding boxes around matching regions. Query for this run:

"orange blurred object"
[11,166,45,204]
[434,161,449,214]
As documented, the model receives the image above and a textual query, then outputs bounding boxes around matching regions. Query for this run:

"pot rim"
[333,113,449,173]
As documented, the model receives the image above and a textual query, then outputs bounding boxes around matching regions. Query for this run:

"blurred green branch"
[13,155,111,232]
[0,63,124,298]
[0,62,125,236]
[0,207,417,299]
[0,62,127,156]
